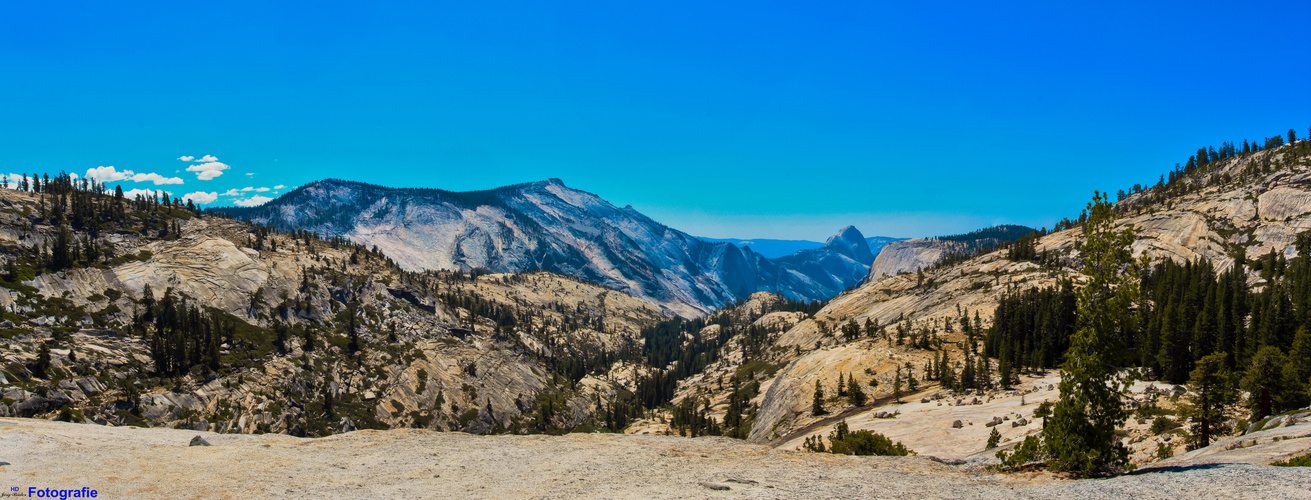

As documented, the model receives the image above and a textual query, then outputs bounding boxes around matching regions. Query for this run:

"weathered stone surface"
[868,239,975,280]
[6,417,1311,499]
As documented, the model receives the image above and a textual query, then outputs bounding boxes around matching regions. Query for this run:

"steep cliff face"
[866,239,975,280]
[866,225,1035,280]
[221,179,881,317]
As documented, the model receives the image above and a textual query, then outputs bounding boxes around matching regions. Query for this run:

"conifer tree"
[905,361,918,392]
[812,379,826,416]
[1241,346,1288,419]
[849,374,867,407]
[32,343,51,379]
[1043,191,1140,476]
[893,368,903,403]
[1180,352,1235,449]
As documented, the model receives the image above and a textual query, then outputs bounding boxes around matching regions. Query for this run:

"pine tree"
[849,374,867,407]
[812,379,826,416]
[1180,352,1235,449]
[893,368,903,403]
[50,223,73,271]
[1043,191,1140,476]
[32,343,51,379]
[905,362,918,392]
[1240,346,1288,419]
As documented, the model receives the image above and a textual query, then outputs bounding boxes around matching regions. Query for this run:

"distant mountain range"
[699,236,906,259]
[217,179,887,317]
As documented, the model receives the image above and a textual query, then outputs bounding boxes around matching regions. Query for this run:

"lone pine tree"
[1043,191,1140,476]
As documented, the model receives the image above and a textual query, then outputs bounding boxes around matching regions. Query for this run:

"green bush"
[996,435,1046,471]
[1150,416,1181,435]
[810,420,912,456]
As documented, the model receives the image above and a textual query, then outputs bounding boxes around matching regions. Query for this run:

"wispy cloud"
[182,191,218,205]
[220,188,241,196]
[186,161,229,180]
[233,195,273,207]
[254,187,270,192]
[197,155,218,162]
[273,184,286,190]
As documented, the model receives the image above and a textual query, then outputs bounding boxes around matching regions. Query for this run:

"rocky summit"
[218,179,887,317]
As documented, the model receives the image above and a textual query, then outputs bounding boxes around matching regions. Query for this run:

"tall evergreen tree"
[812,379,826,416]
[1043,191,1139,476]
[1179,352,1235,449]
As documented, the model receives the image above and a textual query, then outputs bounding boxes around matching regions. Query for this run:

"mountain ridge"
[217,178,881,317]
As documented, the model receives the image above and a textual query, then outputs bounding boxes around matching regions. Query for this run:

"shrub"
[996,435,1046,471]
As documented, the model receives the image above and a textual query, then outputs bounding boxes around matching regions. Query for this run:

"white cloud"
[130,172,184,185]
[220,189,241,196]
[233,195,273,207]
[273,184,286,190]
[241,186,254,191]
[197,155,218,162]
[182,191,218,205]
[255,187,270,192]
[1,173,25,189]
[85,166,183,185]
[186,161,229,180]
[86,166,132,182]
[122,188,173,199]
[245,172,254,176]
[177,156,194,162]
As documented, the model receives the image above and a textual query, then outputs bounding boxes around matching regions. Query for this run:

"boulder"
[952,420,963,429]
[15,394,71,417]
[189,435,211,446]
[4,387,29,401]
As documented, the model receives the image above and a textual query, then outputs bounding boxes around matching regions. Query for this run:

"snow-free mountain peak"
[219,179,875,316]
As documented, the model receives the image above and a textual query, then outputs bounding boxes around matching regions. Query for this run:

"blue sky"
[2,2,1308,240]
